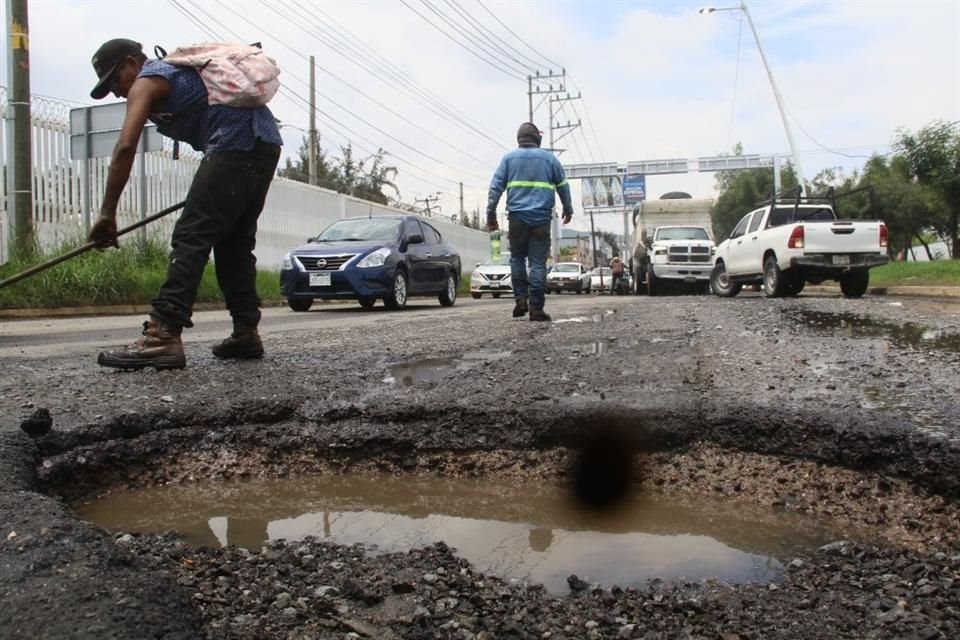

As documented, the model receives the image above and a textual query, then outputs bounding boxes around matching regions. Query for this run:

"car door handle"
[424,252,433,257]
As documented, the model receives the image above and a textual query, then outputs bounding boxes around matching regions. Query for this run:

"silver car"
[470,254,513,298]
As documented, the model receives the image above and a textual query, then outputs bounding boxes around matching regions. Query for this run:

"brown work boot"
[212,319,264,359]
[529,306,552,322]
[512,296,529,318]
[97,315,186,370]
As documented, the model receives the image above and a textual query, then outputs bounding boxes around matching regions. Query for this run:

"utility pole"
[308,55,318,186]
[548,83,582,264]
[527,69,565,123]
[6,0,34,258]
[414,194,440,218]
[459,182,466,226]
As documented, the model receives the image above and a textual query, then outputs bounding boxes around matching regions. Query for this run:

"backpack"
[156,42,280,108]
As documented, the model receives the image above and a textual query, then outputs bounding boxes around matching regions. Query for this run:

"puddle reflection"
[78,474,850,593]
[384,351,512,385]
[790,310,960,354]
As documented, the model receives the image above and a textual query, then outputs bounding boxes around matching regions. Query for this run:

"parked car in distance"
[280,215,461,311]
[590,267,613,293]
[471,254,512,298]
[547,262,592,294]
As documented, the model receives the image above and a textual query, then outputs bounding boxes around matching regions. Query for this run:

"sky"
[5,0,959,234]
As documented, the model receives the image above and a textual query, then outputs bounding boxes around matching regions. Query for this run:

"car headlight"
[282,253,294,270]
[471,272,486,282]
[357,247,391,268]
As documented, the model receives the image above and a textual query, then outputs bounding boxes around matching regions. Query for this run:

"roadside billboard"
[581,176,626,208]
[623,173,646,205]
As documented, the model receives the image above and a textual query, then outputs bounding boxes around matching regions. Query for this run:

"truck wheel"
[763,256,787,298]
[646,265,659,296]
[839,270,869,298]
[710,262,741,298]
[784,275,805,297]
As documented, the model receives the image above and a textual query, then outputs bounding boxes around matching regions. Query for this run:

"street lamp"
[700,1,807,195]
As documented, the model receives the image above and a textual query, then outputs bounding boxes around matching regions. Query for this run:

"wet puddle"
[790,310,960,354]
[77,474,849,593]
[555,310,616,325]
[384,351,512,385]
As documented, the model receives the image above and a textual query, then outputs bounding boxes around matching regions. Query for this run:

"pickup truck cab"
[711,196,889,299]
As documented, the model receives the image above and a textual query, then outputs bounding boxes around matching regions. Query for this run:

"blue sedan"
[280,215,462,311]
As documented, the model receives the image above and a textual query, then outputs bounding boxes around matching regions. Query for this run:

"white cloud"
[4,0,958,236]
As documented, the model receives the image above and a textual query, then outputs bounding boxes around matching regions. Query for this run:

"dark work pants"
[151,140,281,329]
[508,217,551,308]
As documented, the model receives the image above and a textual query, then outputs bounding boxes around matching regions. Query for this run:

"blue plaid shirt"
[139,59,282,153]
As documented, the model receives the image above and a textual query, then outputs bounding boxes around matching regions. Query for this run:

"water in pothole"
[790,310,960,354]
[384,351,513,385]
[77,473,849,593]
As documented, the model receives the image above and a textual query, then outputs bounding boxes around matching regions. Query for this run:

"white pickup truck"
[711,194,889,298]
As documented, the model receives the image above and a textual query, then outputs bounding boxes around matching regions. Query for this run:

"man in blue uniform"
[87,38,282,369]
[486,123,574,322]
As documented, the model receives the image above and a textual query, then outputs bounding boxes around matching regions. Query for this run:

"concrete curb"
[1,287,957,320]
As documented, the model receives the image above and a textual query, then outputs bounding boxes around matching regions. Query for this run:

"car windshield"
[655,227,710,241]
[555,264,580,272]
[481,255,512,266]
[314,218,401,242]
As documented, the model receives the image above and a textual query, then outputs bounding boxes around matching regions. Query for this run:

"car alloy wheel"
[439,273,457,307]
[384,270,408,310]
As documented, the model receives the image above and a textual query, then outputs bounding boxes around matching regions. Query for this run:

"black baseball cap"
[90,38,143,99]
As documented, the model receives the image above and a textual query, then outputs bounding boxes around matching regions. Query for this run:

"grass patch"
[869,259,960,287]
[0,235,281,309]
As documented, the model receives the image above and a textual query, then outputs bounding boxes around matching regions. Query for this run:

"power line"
[398,0,527,81]
[441,0,539,73]
[277,0,507,152]
[474,0,562,70]
[257,1,496,168]
[168,0,486,194]
[200,0,492,183]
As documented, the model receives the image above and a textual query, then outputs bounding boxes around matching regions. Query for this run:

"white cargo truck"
[630,196,716,295]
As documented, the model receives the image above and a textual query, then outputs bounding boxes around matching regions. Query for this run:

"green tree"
[895,121,960,257]
[712,155,797,239]
[277,136,338,190]
[333,144,399,205]
[856,155,941,259]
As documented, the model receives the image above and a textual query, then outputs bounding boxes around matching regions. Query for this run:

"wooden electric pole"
[5,0,34,257]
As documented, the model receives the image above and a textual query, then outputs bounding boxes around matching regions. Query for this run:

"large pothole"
[5,404,960,639]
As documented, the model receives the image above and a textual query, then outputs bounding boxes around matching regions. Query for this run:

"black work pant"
[151,140,281,329]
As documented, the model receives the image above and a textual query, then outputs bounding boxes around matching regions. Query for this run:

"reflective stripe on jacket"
[486,147,573,227]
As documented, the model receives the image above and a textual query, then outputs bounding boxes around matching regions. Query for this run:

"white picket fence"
[0,90,489,275]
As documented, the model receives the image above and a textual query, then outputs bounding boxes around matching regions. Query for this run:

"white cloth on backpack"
[162,42,280,108]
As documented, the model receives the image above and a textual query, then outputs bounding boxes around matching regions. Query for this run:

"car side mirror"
[476,261,482,267]
[407,234,424,245]
[307,236,316,243]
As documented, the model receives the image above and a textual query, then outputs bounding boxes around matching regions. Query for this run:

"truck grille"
[667,246,712,264]
[298,254,357,271]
